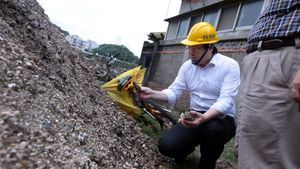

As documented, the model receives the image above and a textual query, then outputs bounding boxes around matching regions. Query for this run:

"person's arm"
[140,87,168,101]
[292,69,300,103]
[209,62,241,116]
[141,62,189,104]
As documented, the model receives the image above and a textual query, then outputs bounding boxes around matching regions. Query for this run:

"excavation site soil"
[0,0,235,168]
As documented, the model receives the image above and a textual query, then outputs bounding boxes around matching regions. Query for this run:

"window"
[166,21,179,40]
[189,14,203,31]
[217,4,239,31]
[203,10,218,26]
[177,18,190,37]
[165,0,265,41]
[237,0,264,28]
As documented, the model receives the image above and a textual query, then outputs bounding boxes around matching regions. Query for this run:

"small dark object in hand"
[180,112,195,121]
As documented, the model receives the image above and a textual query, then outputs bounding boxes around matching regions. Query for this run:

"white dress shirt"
[162,53,240,117]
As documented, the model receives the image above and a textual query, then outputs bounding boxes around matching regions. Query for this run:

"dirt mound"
[0,0,171,168]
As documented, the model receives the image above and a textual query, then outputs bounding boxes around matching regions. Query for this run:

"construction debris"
[0,0,172,168]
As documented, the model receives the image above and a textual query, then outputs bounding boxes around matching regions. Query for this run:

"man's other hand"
[180,111,208,128]
[292,69,300,103]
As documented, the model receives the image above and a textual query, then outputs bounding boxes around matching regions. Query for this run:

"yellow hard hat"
[181,22,219,46]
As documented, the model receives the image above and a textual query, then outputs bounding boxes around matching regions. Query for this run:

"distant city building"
[66,35,99,52]
[85,40,98,52]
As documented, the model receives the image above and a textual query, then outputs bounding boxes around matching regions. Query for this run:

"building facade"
[141,0,267,111]
[66,35,98,52]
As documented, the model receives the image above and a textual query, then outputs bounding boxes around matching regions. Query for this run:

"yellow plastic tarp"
[101,66,146,116]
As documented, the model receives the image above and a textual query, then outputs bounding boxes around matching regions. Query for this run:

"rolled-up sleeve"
[162,89,177,106]
[210,62,240,115]
[162,64,188,106]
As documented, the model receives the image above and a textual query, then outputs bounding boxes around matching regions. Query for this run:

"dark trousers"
[158,115,236,169]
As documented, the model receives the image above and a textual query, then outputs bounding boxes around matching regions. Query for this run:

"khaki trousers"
[236,46,300,169]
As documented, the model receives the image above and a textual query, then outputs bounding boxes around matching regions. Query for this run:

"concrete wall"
[179,0,224,14]
[149,45,185,85]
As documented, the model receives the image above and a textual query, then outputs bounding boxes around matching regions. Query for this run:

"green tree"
[92,44,139,63]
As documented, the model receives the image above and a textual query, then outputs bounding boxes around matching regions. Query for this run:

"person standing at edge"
[234,0,300,168]
[140,22,240,169]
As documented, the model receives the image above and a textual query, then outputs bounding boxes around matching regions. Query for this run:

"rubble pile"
[0,0,171,168]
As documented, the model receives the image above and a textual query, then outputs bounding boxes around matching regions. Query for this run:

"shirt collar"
[208,53,219,66]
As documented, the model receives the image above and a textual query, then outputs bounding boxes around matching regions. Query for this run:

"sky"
[36,0,181,56]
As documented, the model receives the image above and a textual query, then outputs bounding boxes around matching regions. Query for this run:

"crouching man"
[140,22,240,169]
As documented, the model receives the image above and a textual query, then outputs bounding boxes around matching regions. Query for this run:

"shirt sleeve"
[210,62,241,115]
[162,63,188,106]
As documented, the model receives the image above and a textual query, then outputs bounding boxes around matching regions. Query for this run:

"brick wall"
[148,81,190,112]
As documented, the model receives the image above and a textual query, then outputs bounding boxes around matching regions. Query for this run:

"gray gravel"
[0,0,173,168]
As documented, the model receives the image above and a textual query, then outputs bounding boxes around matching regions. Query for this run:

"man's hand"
[140,87,169,101]
[292,69,300,103]
[140,87,155,99]
[179,111,208,128]
[234,145,238,158]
